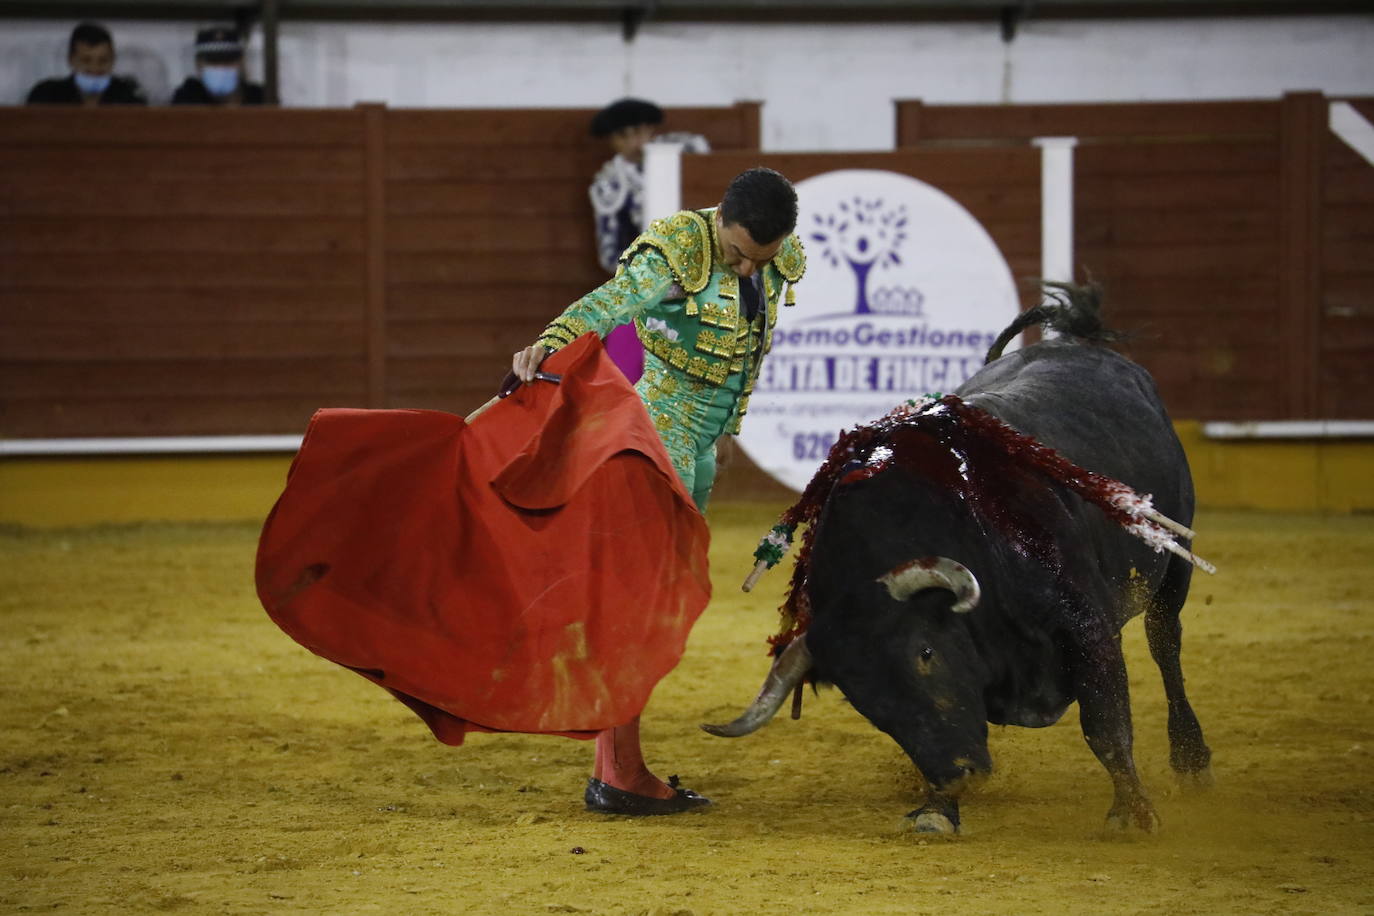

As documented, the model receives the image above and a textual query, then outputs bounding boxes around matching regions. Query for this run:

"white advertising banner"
[738,169,1021,492]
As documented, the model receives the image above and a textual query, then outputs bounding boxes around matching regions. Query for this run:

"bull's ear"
[877,557,981,613]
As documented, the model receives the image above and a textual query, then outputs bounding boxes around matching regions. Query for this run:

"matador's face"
[714,211,783,279]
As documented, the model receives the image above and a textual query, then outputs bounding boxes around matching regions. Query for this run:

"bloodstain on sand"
[1,505,1371,914]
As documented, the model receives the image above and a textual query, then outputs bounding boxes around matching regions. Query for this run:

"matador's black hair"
[720,167,798,245]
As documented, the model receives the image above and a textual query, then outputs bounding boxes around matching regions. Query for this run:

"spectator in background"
[588,98,711,382]
[171,27,267,106]
[589,98,712,274]
[26,22,148,106]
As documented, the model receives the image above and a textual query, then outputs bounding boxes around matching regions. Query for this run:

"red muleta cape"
[255,335,712,744]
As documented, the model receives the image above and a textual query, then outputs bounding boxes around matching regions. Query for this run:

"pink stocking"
[592,716,674,799]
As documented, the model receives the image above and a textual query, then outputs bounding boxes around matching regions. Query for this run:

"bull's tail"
[984,281,1123,363]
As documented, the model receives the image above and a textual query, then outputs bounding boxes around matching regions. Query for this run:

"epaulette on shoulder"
[771,233,805,305]
[619,209,712,294]
[772,233,806,284]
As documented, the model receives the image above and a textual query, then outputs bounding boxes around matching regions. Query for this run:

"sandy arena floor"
[2,504,1372,915]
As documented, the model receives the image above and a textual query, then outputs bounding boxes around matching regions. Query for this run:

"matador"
[511,166,805,814]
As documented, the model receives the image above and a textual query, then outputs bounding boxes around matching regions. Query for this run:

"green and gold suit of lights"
[536,208,806,510]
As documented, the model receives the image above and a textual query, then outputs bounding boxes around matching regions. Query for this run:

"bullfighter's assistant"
[511,167,805,815]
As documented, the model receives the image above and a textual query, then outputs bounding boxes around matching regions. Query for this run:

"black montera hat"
[195,26,243,60]
[590,98,664,138]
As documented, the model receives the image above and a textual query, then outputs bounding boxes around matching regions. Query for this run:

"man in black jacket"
[171,27,268,106]
[26,22,147,106]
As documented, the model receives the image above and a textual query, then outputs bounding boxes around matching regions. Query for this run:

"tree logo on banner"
[738,169,1021,492]
[808,196,923,317]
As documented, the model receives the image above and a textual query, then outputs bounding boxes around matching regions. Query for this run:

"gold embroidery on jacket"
[698,302,738,330]
[717,273,739,301]
[619,210,712,293]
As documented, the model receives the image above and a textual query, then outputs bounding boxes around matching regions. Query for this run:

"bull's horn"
[701,636,812,738]
[878,557,981,613]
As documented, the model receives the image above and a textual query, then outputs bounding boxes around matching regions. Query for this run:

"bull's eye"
[915,645,936,676]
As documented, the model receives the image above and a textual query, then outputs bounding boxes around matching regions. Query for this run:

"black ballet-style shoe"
[584,775,712,816]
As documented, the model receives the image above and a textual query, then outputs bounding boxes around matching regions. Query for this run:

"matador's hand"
[511,345,550,384]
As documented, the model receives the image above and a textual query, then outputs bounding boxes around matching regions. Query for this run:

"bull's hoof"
[1104,801,1160,834]
[1174,765,1214,792]
[904,809,959,835]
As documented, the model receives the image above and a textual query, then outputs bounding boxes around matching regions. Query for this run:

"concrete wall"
[4,14,1373,151]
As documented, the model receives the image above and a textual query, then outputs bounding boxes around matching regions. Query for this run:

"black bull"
[708,297,1213,833]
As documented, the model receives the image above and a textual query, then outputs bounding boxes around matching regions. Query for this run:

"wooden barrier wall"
[3,96,1368,445]
[897,93,1374,421]
[1322,99,1374,419]
[0,102,760,439]
[2,108,371,438]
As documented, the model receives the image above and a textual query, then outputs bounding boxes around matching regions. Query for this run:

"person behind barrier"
[588,98,712,275]
[26,22,148,106]
[171,27,267,106]
[588,98,711,382]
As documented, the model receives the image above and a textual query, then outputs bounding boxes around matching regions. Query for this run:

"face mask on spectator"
[200,66,239,96]
[73,71,112,95]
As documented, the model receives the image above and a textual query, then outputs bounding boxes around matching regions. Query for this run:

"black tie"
[740,273,764,322]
